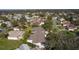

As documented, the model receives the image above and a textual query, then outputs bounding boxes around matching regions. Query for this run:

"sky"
[0,0,78,9]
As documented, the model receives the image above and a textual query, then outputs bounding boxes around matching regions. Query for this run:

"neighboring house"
[59,18,65,22]
[39,22,44,26]
[68,27,77,31]
[67,24,77,31]
[13,27,20,31]
[61,20,77,31]
[3,21,12,27]
[8,30,24,40]
[61,20,70,27]
[25,15,31,19]
[31,17,45,26]
[16,44,30,50]
[25,15,31,22]
[27,27,46,48]
[12,14,22,20]
[6,14,13,20]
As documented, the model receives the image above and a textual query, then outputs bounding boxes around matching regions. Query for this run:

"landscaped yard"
[0,39,22,50]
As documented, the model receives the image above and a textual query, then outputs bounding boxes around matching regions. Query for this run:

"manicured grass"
[0,39,22,50]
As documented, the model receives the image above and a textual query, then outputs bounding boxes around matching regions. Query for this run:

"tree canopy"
[44,31,79,50]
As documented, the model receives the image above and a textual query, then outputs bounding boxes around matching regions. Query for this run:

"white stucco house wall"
[39,22,44,26]
[60,18,65,22]
[13,27,20,31]
[68,27,77,31]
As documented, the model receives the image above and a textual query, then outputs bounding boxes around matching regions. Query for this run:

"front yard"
[0,39,22,50]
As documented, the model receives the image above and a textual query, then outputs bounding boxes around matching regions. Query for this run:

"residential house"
[3,21,12,27]
[13,27,20,31]
[31,17,45,26]
[8,30,24,40]
[67,24,77,31]
[12,14,22,20]
[27,27,46,48]
[61,20,70,27]
[6,14,13,20]
[59,18,65,22]
[25,15,31,22]
[61,20,77,31]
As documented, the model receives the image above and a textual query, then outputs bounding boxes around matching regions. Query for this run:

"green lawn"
[0,39,22,50]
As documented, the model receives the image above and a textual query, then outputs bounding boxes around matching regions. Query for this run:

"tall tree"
[42,15,53,31]
[44,31,78,50]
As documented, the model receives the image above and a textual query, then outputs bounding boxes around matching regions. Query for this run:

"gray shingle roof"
[8,30,24,38]
[29,27,46,43]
